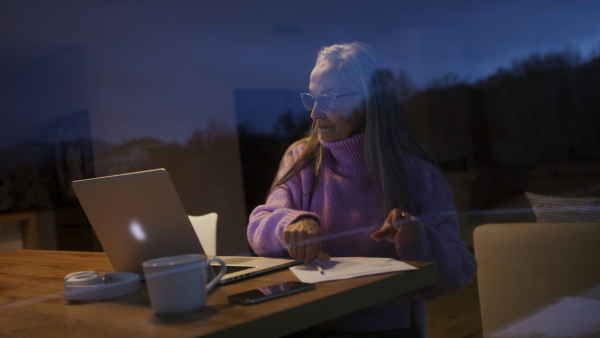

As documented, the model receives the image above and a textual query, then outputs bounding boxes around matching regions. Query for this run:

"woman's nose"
[310,104,326,119]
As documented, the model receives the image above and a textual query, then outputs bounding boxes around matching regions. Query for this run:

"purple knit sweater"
[248,133,477,332]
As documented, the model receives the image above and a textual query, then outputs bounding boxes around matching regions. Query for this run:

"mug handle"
[206,258,227,292]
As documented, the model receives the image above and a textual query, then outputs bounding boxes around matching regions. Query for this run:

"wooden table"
[0,250,438,337]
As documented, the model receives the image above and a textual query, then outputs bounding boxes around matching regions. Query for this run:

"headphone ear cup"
[64,271,140,301]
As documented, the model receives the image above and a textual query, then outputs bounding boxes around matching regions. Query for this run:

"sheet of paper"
[289,257,418,284]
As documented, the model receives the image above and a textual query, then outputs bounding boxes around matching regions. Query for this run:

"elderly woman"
[247,41,476,336]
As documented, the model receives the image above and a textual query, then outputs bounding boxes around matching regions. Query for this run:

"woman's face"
[308,63,366,142]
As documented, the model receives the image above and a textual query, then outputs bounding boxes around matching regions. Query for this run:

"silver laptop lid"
[72,169,204,275]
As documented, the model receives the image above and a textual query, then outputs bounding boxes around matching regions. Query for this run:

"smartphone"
[227,281,315,305]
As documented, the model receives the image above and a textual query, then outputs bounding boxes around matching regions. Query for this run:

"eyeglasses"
[300,92,358,113]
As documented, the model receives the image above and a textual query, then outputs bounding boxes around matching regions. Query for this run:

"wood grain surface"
[0,250,438,337]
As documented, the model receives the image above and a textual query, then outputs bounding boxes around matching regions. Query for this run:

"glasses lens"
[320,96,335,112]
[300,93,315,110]
[300,93,336,112]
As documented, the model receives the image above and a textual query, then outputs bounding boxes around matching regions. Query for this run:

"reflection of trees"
[475,49,597,167]
[403,48,600,213]
[138,120,243,216]
[273,110,311,139]
[238,110,311,217]
[426,72,465,90]
[404,48,600,171]
[4,48,596,222]
[79,115,310,218]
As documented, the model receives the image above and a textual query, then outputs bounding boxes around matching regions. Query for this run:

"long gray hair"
[269,42,438,215]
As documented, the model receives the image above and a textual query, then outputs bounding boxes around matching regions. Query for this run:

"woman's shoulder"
[405,154,454,206]
[404,154,446,185]
[405,156,456,213]
[405,154,438,172]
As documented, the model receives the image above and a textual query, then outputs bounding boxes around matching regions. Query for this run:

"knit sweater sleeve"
[395,157,477,301]
[247,142,321,257]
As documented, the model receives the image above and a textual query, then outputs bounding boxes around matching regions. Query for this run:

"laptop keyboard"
[212,265,254,275]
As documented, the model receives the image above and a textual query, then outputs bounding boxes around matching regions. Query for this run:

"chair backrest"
[474,222,600,337]
[188,212,218,256]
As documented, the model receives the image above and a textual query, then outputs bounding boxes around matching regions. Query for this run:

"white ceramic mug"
[142,254,227,315]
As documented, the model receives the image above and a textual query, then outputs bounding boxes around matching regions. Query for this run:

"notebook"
[71,168,300,284]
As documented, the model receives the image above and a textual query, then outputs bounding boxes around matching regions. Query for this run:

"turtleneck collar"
[319,133,369,174]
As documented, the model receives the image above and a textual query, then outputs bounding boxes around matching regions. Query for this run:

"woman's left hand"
[371,208,422,243]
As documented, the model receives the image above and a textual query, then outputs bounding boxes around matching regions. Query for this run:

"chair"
[411,296,428,338]
[474,222,600,337]
[188,212,218,256]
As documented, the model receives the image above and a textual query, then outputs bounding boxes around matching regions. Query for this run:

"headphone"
[64,271,140,301]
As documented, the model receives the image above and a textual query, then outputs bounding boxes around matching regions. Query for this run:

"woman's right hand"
[283,217,330,263]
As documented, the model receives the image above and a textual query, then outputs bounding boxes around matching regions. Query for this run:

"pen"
[314,262,325,275]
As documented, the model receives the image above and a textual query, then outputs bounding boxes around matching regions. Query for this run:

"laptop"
[71,168,300,284]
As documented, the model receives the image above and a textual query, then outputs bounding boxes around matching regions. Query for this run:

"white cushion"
[525,192,600,222]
